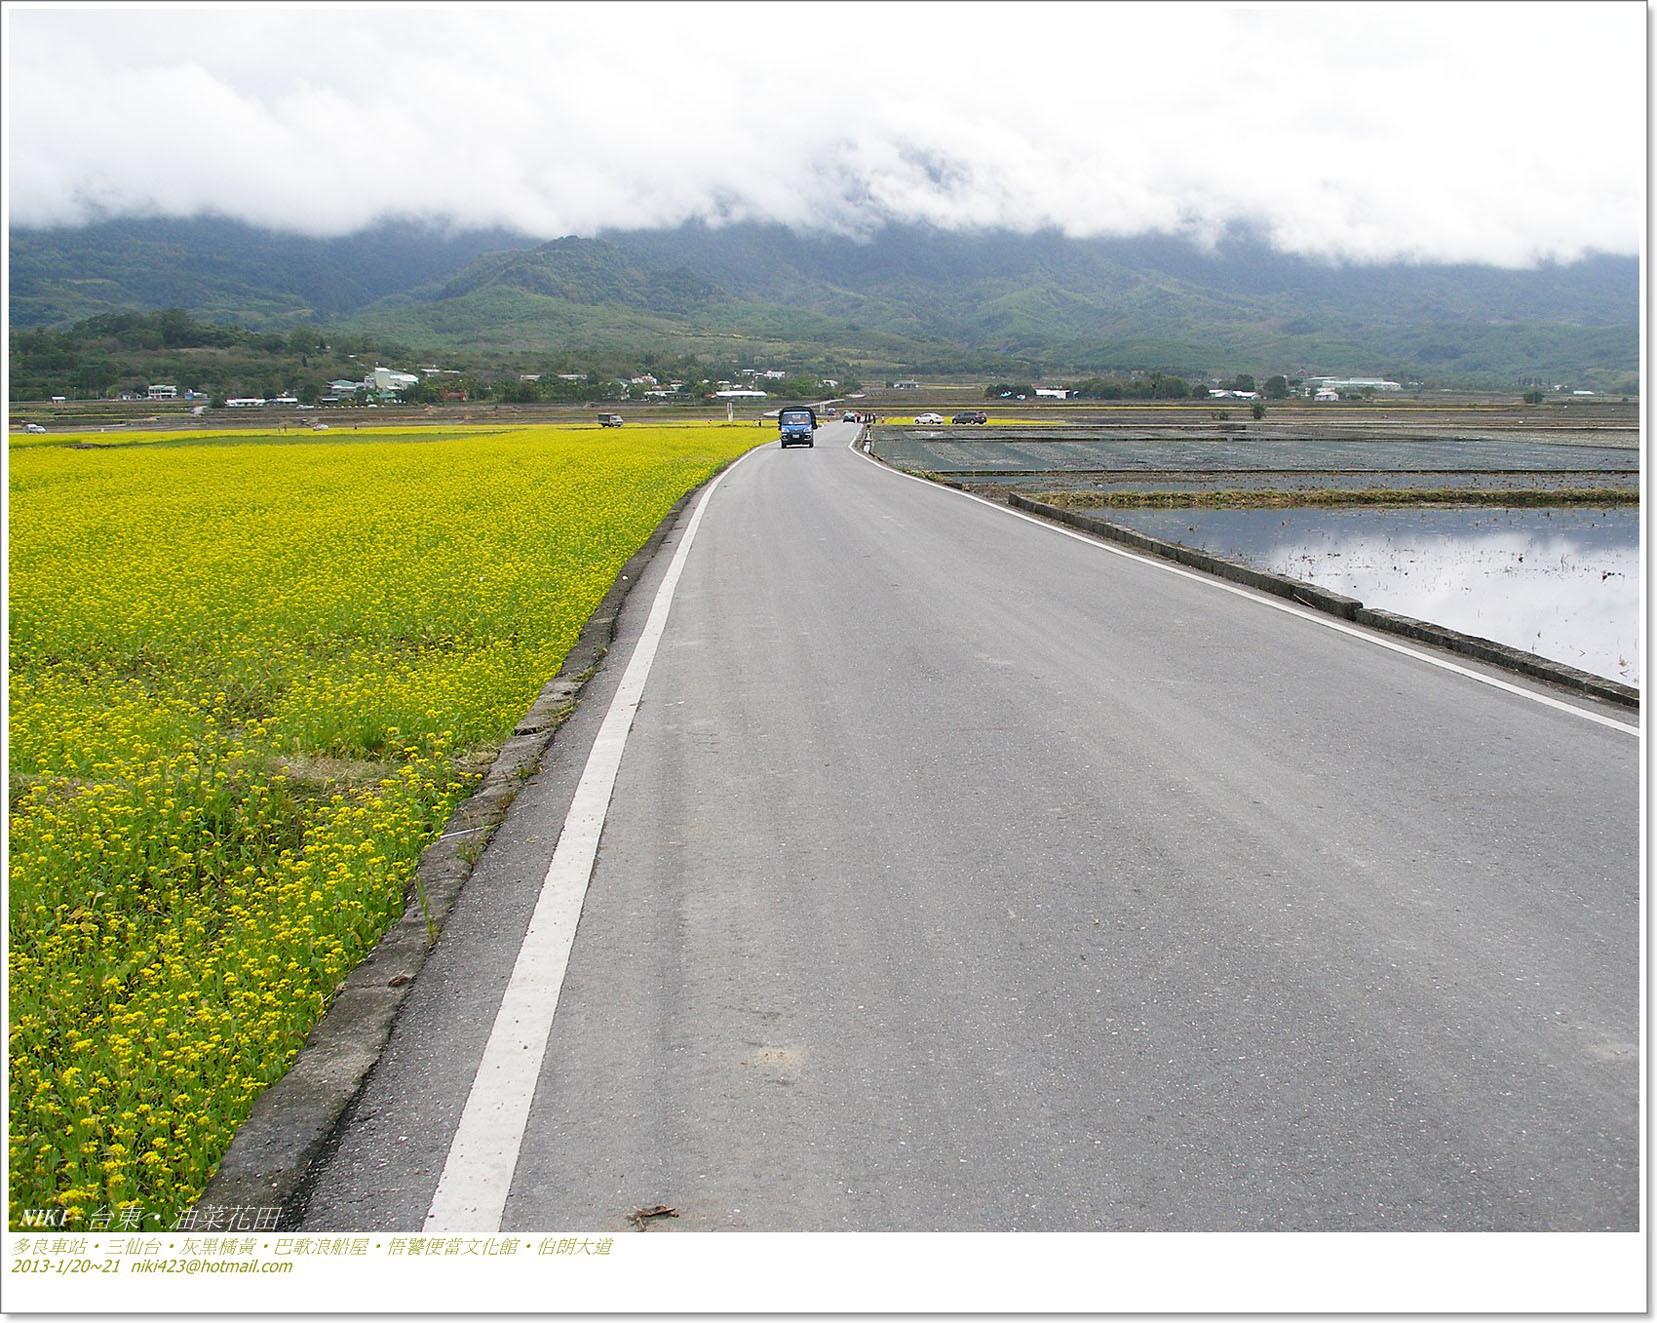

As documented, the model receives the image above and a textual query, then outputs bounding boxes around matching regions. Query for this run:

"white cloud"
[4,2,1644,265]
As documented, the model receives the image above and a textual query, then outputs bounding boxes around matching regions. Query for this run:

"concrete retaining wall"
[1008,493,1638,712]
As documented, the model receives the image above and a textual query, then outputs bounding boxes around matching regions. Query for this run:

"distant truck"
[778,406,816,448]
[597,414,624,427]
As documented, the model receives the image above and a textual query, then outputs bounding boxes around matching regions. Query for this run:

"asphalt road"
[301,421,1639,1233]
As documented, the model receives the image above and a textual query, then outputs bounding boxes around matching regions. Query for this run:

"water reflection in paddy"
[1106,504,1640,685]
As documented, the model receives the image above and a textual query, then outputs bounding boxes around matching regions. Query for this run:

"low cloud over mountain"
[6,5,1642,268]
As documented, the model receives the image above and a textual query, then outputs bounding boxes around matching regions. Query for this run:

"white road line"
[425,450,756,1231]
[854,433,1638,735]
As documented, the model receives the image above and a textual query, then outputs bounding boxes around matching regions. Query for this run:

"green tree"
[71,358,119,395]
[1263,375,1289,399]
[403,378,443,405]
[156,307,197,348]
[287,325,326,356]
[501,380,543,404]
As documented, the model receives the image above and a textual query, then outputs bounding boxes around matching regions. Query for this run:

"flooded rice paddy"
[879,434,1640,485]
[1101,504,1640,685]
[872,427,1641,688]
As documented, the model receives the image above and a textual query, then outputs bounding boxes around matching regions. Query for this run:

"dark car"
[952,411,988,424]
[778,406,817,448]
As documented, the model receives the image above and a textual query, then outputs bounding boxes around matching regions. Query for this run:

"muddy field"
[870,399,1640,501]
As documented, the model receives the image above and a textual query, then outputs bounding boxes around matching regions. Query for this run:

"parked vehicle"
[952,411,988,424]
[778,406,817,448]
[915,412,944,424]
[597,414,624,427]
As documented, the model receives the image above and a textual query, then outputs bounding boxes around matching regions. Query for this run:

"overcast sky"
[3,2,1645,267]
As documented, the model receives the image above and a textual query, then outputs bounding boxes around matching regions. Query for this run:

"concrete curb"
[199,486,705,1223]
[1008,493,1639,712]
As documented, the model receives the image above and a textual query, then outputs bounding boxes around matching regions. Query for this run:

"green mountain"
[7,217,1640,387]
[8,218,541,329]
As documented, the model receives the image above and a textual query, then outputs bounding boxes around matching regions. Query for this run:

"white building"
[147,384,178,399]
[1304,377,1402,393]
[371,367,419,394]
[1034,387,1070,399]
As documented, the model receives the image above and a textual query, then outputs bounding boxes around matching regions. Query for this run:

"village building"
[370,366,419,395]
[1304,376,1402,393]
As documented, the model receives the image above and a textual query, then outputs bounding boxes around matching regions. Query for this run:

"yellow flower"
[9,423,757,1217]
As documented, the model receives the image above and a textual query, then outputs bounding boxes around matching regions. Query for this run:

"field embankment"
[7,423,760,1228]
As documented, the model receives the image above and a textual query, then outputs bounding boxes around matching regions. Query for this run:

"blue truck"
[778,406,817,448]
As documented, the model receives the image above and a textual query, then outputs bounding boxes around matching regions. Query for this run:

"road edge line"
[201,451,755,1227]
[852,433,1637,735]
[1010,492,1639,711]
[423,447,753,1231]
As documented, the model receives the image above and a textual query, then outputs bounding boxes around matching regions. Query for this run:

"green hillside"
[7,217,1641,389]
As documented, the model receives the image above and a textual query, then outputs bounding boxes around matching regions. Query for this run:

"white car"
[23,423,46,433]
[914,412,944,424]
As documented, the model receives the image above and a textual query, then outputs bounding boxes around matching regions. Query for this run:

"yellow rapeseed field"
[8,422,761,1228]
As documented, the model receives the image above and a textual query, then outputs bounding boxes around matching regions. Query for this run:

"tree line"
[8,308,863,406]
[8,309,402,403]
